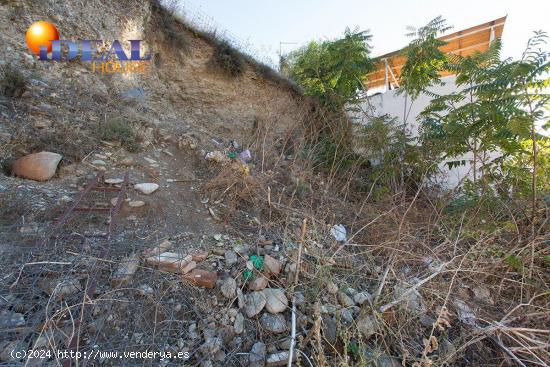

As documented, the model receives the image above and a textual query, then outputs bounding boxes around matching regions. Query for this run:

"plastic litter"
[238,149,252,163]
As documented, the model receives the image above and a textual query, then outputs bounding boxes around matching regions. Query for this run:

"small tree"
[491,31,550,228]
[286,28,373,110]
[420,41,512,186]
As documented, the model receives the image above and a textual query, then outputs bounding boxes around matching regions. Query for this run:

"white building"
[354,17,507,189]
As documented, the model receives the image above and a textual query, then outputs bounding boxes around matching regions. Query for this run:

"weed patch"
[211,41,246,77]
[1,65,26,97]
[94,118,141,152]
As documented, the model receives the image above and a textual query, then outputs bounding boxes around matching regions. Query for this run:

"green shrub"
[1,65,26,97]
[212,41,246,77]
[95,119,141,152]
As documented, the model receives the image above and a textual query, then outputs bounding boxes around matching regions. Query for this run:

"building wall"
[352,75,498,189]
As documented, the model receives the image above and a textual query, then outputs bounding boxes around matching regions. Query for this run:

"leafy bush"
[212,41,246,77]
[95,119,141,152]
[285,28,373,109]
[1,65,26,97]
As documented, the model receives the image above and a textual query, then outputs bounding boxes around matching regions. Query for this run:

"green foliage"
[95,118,141,152]
[286,28,373,109]
[399,16,452,99]
[212,41,246,77]
[357,115,436,193]
[420,31,549,206]
[1,65,26,98]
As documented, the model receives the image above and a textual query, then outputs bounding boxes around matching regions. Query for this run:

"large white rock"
[12,151,62,181]
[262,288,288,314]
[134,183,159,195]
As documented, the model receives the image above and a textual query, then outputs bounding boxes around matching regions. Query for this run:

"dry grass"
[199,114,550,366]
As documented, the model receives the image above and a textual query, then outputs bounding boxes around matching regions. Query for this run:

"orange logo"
[26,21,59,55]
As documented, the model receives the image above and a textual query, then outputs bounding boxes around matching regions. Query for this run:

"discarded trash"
[205,151,230,164]
[238,149,252,163]
[330,224,347,242]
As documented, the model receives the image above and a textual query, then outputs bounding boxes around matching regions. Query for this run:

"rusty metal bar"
[51,172,104,231]
[62,172,129,367]
[73,207,111,212]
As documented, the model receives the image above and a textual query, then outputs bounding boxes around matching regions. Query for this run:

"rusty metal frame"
[52,172,129,367]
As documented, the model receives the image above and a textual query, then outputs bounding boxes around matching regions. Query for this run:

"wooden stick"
[288,218,307,367]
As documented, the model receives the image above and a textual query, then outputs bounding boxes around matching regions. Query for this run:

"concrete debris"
[111,254,140,287]
[182,269,218,289]
[145,252,194,273]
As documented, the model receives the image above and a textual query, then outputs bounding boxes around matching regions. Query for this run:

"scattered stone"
[0,310,25,328]
[192,251,209,262]
[129,200,145,207]
[394,284,426,314]
[266,351,295,367]
[263,254,282,275]
[339,308,354,323]
[201,336,222,356]
[181,261,197,274]
[338,291,355,308]
[0,341,20,362]
[142,240,172,257]
[120,157,134,166]
[234,312,244,334]
[454,299,476,326]
[322,315,337,344]
[105,178,124,184]
[224,250,238,267]
[134,183,159,195]
[278,338,291,350]
[294,292,305,306]
[145,252,193,273]
[244,291,267,317]
[237,288,245,309]
[220,277,237,299]
[376,355,402,367]
[213,234,223,241]
[320,304,337,314]
[439,338,457,364]
[12,151,62,181]
[137,284,154,296]
[263,288,288,314]
[354,291,373,306]
[111,254,140,287]
[420,314,435,327]
[249,342,266,367]
[472,286,494,305]
[91,159,106,166]
[182,269,218,289]
[260,313,287,334]
[249,275,269,291]
[357,314,378,339]
[234,244,250,257]
[327,281,338,295]
[39,278,80,298]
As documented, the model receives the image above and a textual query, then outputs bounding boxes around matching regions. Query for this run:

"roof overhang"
[365,16,507,90]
